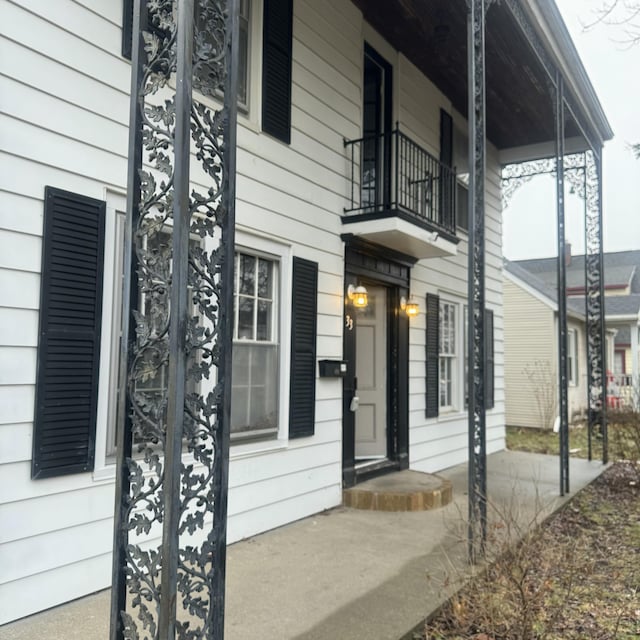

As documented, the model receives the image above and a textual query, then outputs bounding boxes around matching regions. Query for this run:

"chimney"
[565,242,572,267]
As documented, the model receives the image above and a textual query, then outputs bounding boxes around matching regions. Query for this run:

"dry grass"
[419,410,640,639]
[421,463,640,639]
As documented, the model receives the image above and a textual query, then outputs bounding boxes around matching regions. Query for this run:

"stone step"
[343,470,453,511]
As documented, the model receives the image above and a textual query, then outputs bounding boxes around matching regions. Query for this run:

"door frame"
[342,236,414,487]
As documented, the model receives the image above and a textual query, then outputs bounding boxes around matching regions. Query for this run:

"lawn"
[506,411,639,462]
[506,424,599,459]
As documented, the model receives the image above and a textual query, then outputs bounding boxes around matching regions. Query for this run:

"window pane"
[238,296,254,339]
[231,344,278,434]
[231,386,250,432]
[257,258,273,298]
[239,254,256,295]
[257,300,272,341]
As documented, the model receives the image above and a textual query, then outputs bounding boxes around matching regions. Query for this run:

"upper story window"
[231,251,279,440]
[124,1,253,111]
[194,0,251,110]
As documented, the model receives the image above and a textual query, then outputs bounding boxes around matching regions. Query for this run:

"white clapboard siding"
[0,0,507,623]
[0,553,112,625]
[395,55,505,473]
[0,423,32,466]
[0,0,351,621]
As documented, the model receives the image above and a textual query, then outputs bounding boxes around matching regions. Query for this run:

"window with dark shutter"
[32,188,106,479]
[122,0,133,60]
[289,257,318,438]
[262,0,293,143]
[425,293,440,418]
[485,309,495,410]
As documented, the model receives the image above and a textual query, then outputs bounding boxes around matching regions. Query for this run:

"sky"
[502,0,640,260]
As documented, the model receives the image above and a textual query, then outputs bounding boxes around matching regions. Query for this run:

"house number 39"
[345,315,354,331]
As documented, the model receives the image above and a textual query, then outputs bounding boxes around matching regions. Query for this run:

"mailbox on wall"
[318,359,348,378]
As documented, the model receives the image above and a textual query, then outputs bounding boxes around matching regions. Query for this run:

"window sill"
[437,409,467,423]
[92,464,117,483]
[230,437,287,460]
[93,434,288,481]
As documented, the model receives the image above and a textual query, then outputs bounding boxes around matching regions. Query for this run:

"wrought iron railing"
[344,127,457,236]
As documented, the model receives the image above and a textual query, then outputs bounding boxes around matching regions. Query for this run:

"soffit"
[352,0,586,150]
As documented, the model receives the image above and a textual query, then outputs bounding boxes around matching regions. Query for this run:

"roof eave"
[524,0,614,145]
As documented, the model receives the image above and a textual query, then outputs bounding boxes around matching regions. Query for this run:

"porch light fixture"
[400,296,420,318]
[347,284,368,309]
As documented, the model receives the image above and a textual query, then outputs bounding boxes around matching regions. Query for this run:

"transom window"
[231,251,279,439]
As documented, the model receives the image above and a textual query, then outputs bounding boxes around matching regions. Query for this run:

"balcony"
[343,127,459,259]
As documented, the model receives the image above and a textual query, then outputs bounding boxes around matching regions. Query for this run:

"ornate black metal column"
[554,71,570,496]
[585,148,608,463]
[110,0,239,638]
[467,0,488,563]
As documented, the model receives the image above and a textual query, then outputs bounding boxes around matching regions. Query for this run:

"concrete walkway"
[0,451,606,640]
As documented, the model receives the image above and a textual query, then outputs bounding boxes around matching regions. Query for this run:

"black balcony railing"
[344,127,457,237]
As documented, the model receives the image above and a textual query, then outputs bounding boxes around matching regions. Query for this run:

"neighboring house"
[509,250,640,412]
[504,259,612,428]
[0,0,612,624]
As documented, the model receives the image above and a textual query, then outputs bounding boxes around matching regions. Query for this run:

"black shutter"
[289,257,318,438]
[32,188,106,479]
[425,293,440,418]
[439,109,454,226]
[485,309,495,410]
[262,0,293,143]
[122,0,133,60]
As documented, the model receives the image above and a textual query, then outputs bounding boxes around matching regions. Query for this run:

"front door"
[355,285,387,459]
[342,241,411,488]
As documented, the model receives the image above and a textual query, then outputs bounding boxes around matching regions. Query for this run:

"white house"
[0,0,612,624]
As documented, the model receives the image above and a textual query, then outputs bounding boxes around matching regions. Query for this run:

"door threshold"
[354,458,399,484]
[355,457,386,468]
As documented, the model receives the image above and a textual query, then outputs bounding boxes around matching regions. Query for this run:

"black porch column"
[554,72,570,496]
[110,0,240,638]
[467,0,488,562]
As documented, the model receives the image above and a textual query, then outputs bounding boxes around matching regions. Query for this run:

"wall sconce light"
[347,284,369,309]
[400,296,420,318]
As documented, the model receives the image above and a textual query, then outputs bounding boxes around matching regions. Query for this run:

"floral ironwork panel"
[111,0,238,638]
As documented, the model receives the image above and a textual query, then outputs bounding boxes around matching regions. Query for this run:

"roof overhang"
[353,0,613,159]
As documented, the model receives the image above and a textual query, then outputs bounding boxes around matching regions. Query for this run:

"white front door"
[355,286,387,459]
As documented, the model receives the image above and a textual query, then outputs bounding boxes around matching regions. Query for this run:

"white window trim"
[93,214,294,477]
[93,189,127,482]
[438,294,465,415]
[568,328,578,387]
[192,0,264,133]
[230,229,292,457]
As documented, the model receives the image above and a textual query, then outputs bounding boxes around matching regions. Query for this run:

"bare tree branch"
[582,0,640,46]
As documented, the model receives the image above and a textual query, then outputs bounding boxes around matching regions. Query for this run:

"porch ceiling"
[353,0,584,151]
